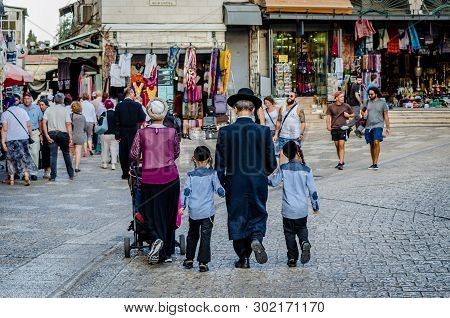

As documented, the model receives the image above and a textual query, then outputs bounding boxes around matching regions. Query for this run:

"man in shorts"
[363,87,390,170]
[326,91,354,170]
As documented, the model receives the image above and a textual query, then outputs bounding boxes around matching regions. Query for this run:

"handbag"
[95,112,109,135]
[6,109,34,144]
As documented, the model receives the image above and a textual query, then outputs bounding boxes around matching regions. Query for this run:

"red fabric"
[387,28,400,54]
[331,36,339,57]
[355,19,376,41]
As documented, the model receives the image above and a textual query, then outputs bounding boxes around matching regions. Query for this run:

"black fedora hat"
[227,88,262,109]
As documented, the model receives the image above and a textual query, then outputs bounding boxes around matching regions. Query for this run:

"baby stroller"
[124,162,186,258]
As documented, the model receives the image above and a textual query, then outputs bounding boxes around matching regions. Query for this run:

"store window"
[273,31,328,97]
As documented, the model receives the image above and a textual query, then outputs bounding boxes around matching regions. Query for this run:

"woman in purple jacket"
[130,98,180,265]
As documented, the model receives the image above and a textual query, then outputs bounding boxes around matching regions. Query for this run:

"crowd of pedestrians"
[0,84,390,271]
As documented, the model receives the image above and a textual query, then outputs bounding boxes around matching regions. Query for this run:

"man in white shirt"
[81,92,97,155]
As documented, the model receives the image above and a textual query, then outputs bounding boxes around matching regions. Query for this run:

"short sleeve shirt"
[348,84,361,106]
[326,103,353,129]
[366,99,389,129]
[43,104,72,132]
[20,103,43,130]
[1,106,30,142]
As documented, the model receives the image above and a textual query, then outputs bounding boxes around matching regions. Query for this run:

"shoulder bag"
[95,112,109,135]
[6,110,34,144]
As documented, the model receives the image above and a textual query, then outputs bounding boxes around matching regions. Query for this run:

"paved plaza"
[0,126,449,298]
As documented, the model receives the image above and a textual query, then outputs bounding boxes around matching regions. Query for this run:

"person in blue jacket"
[180,146,225,273]
[215,88,277,269]
[269,141,320,267]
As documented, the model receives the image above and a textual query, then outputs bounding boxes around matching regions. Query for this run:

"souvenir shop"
[342,18,449,108]
[105,44,232,139]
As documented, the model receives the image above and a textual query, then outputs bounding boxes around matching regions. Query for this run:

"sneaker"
[102,164,107,169]
[251,240,268,264]
[148,239,163,265]
[337,164,344,170]
[300,242,311,264]
[111,164,116,170]
[372,164,379,170]
[164,258,173,264]
[183,259,193,269]
[75,169,81,173]
[199,263,209,272]
[30,175,38,181]
[287,259,297,267]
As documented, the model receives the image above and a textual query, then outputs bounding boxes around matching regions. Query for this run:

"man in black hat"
[215,88,277,268]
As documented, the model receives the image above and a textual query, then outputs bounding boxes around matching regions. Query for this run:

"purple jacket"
[129,125,180,184]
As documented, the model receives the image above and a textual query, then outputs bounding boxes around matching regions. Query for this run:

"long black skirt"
[141,178,180,260]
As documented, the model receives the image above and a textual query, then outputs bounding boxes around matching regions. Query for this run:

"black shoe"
[251,240,268,264]
[368,164,379,170]
[75,169,81,173]
[300,242,311,264]
[30,175,38,181]
[183,259,193,269]
[69,176,74,180]
[89,150,94,156]
[199,263,209,272]
[337,164,344,170]
[287,259,297,267]
[234,258,250,269]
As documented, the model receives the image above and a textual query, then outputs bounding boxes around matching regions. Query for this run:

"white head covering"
[146,98,169,121]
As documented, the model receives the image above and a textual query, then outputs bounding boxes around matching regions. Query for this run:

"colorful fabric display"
[408,22,421,50]
[355,19,376,41]
[168,47,181,70]
[219,49,232,94]
[144,53,157,79]
[184,47,198,104]
[387,28,400,54]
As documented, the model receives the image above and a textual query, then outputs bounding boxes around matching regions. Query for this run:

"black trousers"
[48,131,74,179]
[118,127,138,176]
[186,216,214,263]
[141,179,180,260]
[283,217,309,261]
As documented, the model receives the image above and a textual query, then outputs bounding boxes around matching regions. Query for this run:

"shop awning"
[224,3,262,26]
[3,63,34,87]
[264,0,353,15]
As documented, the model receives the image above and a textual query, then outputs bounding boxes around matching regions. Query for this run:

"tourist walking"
[115,88,146,179]
[363,87,390,170]
[129,98,180,264]
[37,98,51,178]
[42,93,74,181]
[273,92,306,158]
[269,141,320,267]
[1,100,37,186]
[326,91,354,170]
[215,88,277,268]
[180,146,225,273]
[70,101,88,173]
[261,96,279,136]
[19,93,43,180]
[81,92,97,156]
[99,99,119,170]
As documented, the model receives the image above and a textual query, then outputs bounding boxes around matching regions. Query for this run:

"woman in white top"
[1,100,37,186]
[261,96,279,136]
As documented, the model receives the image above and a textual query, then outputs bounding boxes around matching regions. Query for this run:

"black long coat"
[215,117,277,240]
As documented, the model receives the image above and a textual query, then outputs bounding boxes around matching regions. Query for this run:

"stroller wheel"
[124,237,131,258]
[179,234,186,255]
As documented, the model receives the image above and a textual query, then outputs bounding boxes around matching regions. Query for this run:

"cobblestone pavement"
[0,127,449,298]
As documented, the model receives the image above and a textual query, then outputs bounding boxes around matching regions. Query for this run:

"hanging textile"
[102,43,116,87]
[110,64,125,87]
[377,29,389,50]
[168,46,181,70]
[184,47,197,103]
[58,59,71,90]
[387,28,400,54]
[219,49,231,94]
[398,29,410,51]
[78,76,93,98]
[365,35,374,52]
[408,22,421,50]
[118,53,133,77]
[334,58,344,81]
[208,48,220,98]
[144,53,157,79]
[330,36,339,57]
[355,19,376,41]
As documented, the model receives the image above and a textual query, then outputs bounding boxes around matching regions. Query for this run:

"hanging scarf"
[219,49,231,94]
[168,46,181,69]
[184,47,197,103]
[208,48,220,98]
[408,22,421,50]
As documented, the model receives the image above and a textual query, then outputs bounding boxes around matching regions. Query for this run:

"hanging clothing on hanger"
[387,28,400,54]
[184,47,197,103]
[365,35,374,52]
[110,64,125,87]
[119,53,133,77]
[378,29,389,50]
[408,22,421,50]
[144,53,157,79]
[219,49,232,94]
[355,18,376,41]
[399,29,410,50]
[168,47,181,70]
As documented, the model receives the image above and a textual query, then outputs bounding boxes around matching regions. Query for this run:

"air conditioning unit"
[79,4,94,24]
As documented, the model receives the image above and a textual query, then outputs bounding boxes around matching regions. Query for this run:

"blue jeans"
[48,131,74,179]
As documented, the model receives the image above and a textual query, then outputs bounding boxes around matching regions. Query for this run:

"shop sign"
[149,0,176,5]
[279,55,289,63]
